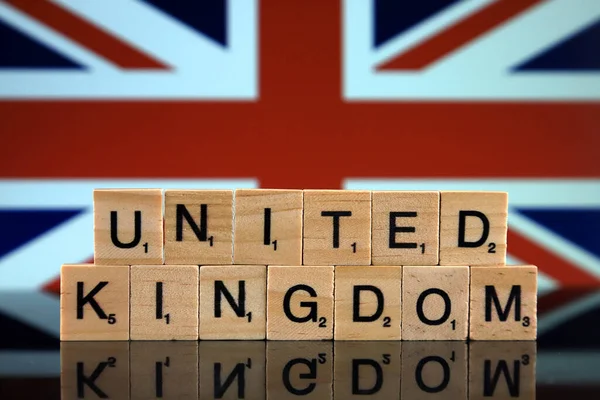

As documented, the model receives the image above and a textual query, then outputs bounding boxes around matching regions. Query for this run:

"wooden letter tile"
[60,264,129,341]
[131,342,198,400]
[234,189,303,265]
[267,266,334,340]
[334,266,402,340]
[61,342,129,400]
[402,342,467,400]
[402,266,469,340]
[470,265,537,340]
[94,189,163,265]
[439,191,508,265]
[303,190,371,265]
[372,191,439,265]
[130,265,199,340]
[200,341,266,400]
[334,342,401,400]
[164,189,233,265]
[267,342,332,400]
[199,265,267,340]
[469,342,536,400]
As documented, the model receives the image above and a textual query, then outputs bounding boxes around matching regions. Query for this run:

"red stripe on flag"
[377,0,544,71]
[6,0,168,70]
[508,229,600,286]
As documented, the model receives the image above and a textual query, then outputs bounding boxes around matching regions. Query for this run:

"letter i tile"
[60,264,130,341]
[130,265,199,340]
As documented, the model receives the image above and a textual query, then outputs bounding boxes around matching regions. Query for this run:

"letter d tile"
[267,266,334,340]
[334,266,402,340]
[439,191,508,266]
[60,264,130,341]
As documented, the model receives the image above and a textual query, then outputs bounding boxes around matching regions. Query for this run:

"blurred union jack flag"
[0,1,599,335]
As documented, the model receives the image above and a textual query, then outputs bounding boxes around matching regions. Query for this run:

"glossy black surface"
[1,287,599,399]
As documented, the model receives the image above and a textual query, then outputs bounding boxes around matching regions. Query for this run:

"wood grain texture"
[334,342,401,400]
[334,266,402,340]
[130,342,198,400]
[402,266,469,340]
[234,189,303,265]
[200,341,266,400]
[372,191,439,265]
[267,342,333,400]
[61,342,129,400]
[130,265,199,340]
[470,265,537,340]
[401,342,467,400]
[303,190,371,265]
[94,189,163,265]
[60,264,129,341]
[439,191,508,266]
[469,342,536,400]
[164,189,233,265]
[267,266,334,340]
[199,265,267,340]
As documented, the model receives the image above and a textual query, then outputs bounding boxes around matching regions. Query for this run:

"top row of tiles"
[93,189,508,266]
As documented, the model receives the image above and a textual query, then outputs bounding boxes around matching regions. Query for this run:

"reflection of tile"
[267,341,333,400]
[469,342,536,400]
[130,342,198,399]
[199,341,266,400]
[401,341,467,400]
[61,342,129,400]
[334,342,401,400]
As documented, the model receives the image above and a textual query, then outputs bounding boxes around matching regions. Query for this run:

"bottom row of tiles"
[61,341,536,400]
[60,264,538,341]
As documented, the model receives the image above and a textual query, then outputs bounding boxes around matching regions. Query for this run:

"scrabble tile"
[334,342,401,400]
[267,342,332,400]
[303,190,371,265]
[267,266,334,340]
[164,189,233,265]
[234,189,303,265]
[470,265,537,340]
[469,342,536,400]
[401,342,467,400]
[402,266,469,340]
[372,191,439,265]
[334,266,402,340]
[60,264,129,341]
[199,265,267,340]
[94,189,163,265]
[61,342,129,400]
[199,341,266,400]
[130,342,198,399]
[439,191,508,265]
[130,265,199,340]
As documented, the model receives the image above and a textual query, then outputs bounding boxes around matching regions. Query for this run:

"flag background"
[1,0,599,303]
